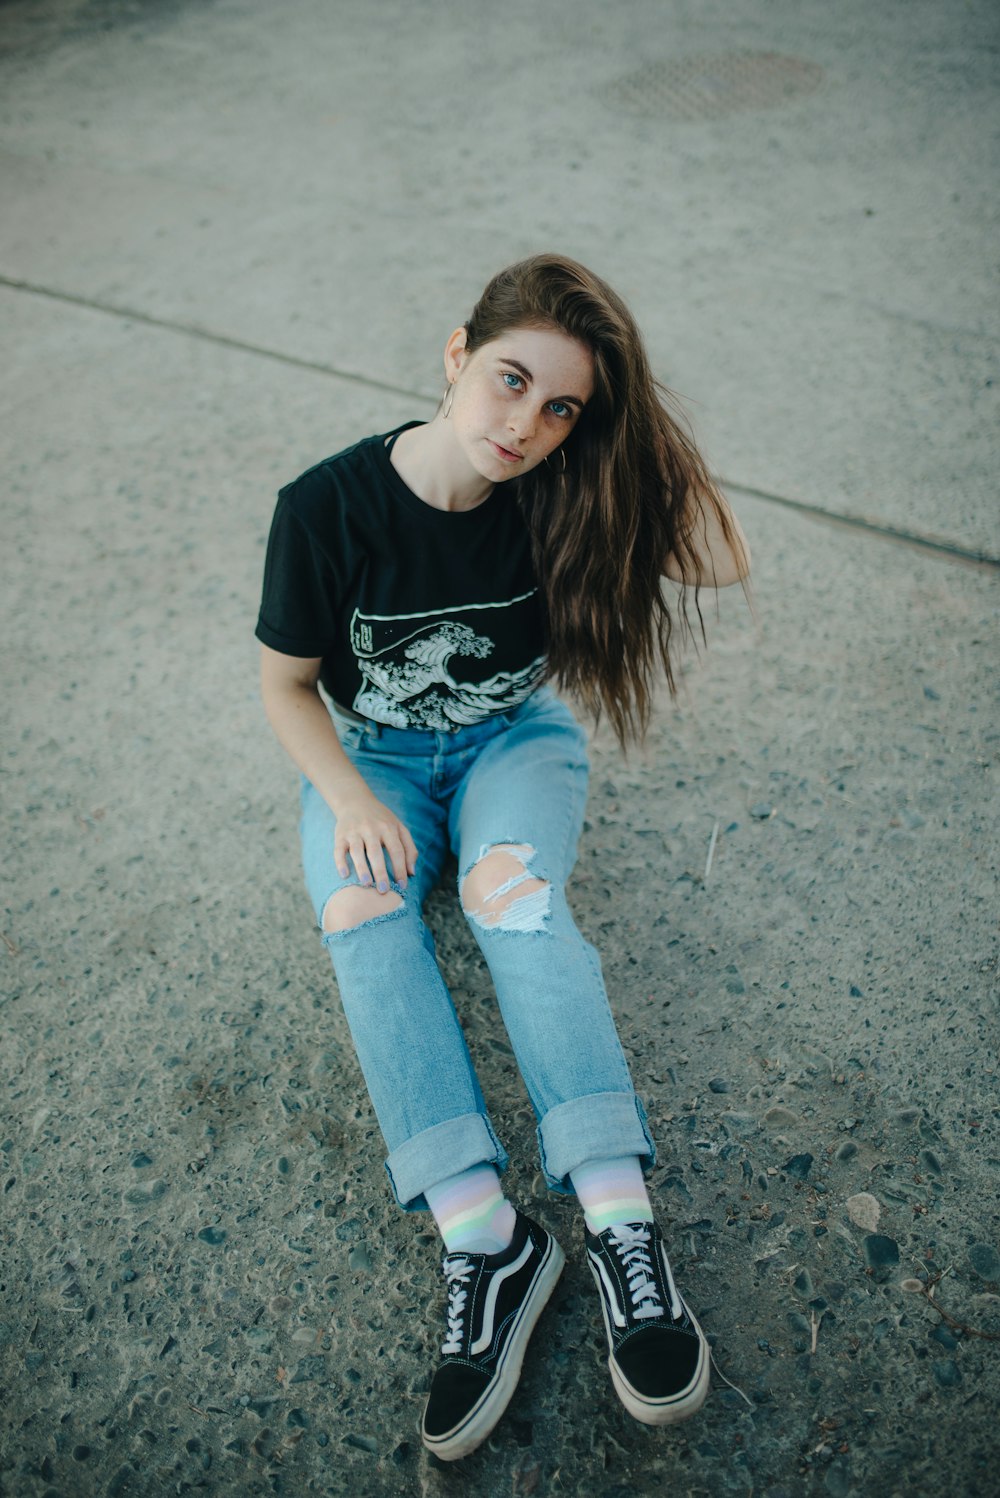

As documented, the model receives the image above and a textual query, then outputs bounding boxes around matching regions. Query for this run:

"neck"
[390,417,495,513]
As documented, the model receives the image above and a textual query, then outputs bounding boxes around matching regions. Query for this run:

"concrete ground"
[1,2,997,1495]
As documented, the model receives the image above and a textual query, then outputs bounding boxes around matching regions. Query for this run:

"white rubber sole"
[422,1236,565,1461]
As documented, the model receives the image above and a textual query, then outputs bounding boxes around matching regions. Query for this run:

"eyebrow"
[499,357,587,410]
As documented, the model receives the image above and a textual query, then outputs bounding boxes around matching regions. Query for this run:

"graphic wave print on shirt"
[350,593,545,730]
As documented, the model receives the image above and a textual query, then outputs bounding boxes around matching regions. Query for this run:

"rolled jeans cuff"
[537,1091,656,1194]
[384,1112,509,1212]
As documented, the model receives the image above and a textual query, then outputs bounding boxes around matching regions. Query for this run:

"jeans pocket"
[333,719,365,750]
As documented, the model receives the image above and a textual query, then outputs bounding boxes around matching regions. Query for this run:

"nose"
[507,406,538,445]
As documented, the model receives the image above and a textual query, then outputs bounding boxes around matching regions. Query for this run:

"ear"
[443,327,469,385]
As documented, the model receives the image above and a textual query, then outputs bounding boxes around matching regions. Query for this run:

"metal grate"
[605,51,824,120]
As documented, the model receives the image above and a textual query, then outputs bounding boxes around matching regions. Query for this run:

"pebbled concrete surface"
[1,2,998,1495]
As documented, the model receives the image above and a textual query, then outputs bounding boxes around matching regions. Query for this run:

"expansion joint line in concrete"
[0,272,434,407]
[2,273,996,572]
[721,482,999,572]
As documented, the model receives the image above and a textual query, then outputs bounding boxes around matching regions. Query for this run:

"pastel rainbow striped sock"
[424,1163,517,1256]
[570,1156,653,1236]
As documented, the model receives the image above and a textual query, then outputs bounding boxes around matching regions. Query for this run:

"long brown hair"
[463,253,744,747]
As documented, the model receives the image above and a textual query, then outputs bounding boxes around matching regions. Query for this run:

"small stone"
[334,1217,364,1242]
[784,1153,814,1180]
[708,1078,730,1094]
[131,1152,153,1168]
[197,1227,227,1246]
[931,1359,962,1388]
[846,1193,881,1232]
[849,985,863,998]
[343,1432,378,1454]
[862,1234,899,1269]
[348,1243,372,1272]
[682,1218,716,1236]
[968,1243,1000,1280]
[291,1356,326,1384]
[764,1106,798,1128]
[751,803,773,819]
[509,1418,533,1447]
[920,1149,942,1175]
[834,1141,858,1162]
[825,1463,852,1498]
[124,1179,169,1204]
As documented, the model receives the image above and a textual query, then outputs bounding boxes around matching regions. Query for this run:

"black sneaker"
[421,1209,565,1461]
[585,1219,710,1425]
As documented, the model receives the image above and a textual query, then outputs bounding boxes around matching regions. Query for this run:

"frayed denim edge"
[319,879,408,946]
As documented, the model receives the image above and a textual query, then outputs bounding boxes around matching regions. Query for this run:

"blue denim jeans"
[300,687,655,1211]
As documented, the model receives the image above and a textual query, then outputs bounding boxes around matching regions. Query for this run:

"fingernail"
[377,880,388,894]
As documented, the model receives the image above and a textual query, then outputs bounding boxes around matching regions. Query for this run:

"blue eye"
[549,401,570,419]
[502,371,522,390]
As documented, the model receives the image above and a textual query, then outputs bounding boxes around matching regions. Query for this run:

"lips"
[488,439,523,463]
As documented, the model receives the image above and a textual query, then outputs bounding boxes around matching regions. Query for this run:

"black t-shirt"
[255,424,547,730]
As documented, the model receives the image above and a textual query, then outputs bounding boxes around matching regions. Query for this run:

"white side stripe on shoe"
[469,1239,535,1356]
[590,1250,627,1328]
[660,1244,684,1322]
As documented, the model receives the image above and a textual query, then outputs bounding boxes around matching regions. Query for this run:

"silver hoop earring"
[544,446,567,474]
[441,384,455,419]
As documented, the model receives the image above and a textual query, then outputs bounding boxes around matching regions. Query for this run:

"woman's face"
[443,323,594,481]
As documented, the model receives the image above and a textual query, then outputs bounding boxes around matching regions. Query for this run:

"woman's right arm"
[260,644,417,892]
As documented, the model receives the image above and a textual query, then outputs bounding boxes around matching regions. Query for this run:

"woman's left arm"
[662,491,751,589]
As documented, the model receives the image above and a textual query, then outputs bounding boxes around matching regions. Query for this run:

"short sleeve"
[255,490,339,657]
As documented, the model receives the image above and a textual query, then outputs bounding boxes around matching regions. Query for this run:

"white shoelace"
[441,1256,474,1355]
[610,1224,673,1321]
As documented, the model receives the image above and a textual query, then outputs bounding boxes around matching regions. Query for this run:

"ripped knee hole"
[322,884,404,933]
[460,844,551,931]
